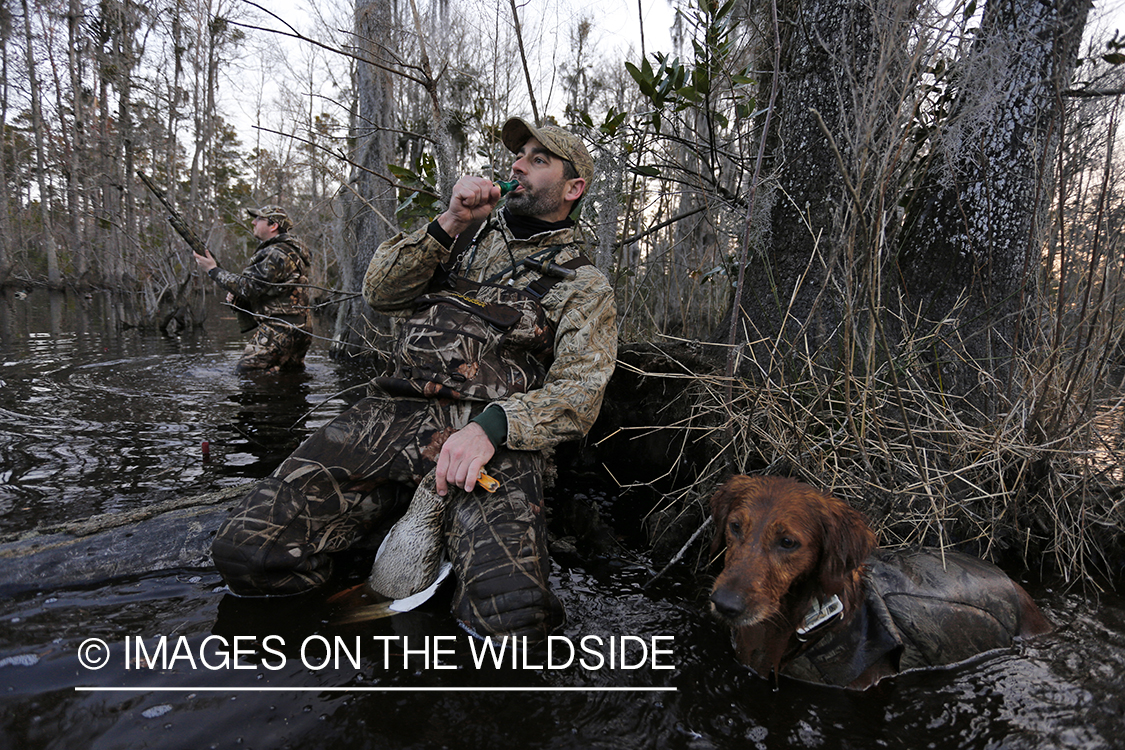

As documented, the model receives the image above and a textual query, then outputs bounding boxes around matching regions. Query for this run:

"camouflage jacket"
[210,233,311,329]
[363,214,618,452]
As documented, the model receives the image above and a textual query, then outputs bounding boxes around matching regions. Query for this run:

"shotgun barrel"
[138,171,210,258]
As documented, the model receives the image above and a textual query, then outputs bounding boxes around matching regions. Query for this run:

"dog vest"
[783,549,1029,686]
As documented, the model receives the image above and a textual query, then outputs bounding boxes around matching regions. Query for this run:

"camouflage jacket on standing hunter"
[210,233,311,330]
[363,214,618,453]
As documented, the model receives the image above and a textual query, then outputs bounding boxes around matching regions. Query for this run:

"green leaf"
[692,66,711,96]
[633,165,661,177]
[625,61,657,99]
[388,164,417,181]
[396,193,417,213]
[600,109,628,136]
[676,86,703,103]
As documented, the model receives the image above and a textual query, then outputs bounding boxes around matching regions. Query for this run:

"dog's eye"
[778,536,800,550]
[727,520,742,539]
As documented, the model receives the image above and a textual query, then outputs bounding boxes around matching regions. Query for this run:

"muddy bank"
[582,341,724,484]
[568,341,731,567]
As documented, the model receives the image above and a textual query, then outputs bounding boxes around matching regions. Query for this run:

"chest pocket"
[378,279,555,401]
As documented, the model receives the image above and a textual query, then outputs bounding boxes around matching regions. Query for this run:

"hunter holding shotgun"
[192,205,313,373]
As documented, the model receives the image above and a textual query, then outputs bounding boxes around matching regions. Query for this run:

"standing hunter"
[193,205,312,373]
[210,118,618,645]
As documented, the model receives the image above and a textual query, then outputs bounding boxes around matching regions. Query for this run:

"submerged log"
[0,485,249,596]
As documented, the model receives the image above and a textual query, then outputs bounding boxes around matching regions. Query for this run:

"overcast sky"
[222,0,677,149]
[222,0,1125,162]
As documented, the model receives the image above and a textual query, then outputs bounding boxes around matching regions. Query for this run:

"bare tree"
[895,0,1093,412]
[0,0,12,284]
[330,0,398,360]
[21,0,60,288]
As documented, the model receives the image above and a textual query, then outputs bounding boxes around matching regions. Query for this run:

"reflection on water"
[0,289,367,535]
[1,289,1124,749]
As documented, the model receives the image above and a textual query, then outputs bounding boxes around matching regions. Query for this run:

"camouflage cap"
[501,118,594,186]
[246,205,291,231]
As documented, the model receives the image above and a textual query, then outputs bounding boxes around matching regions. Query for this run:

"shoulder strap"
[525,255,593,299]
[448,219,486,267]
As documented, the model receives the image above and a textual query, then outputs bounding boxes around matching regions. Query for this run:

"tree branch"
[507,0,540,124]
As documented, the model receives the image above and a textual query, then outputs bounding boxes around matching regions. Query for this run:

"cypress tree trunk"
[331,0,398,361]
[720,0,880,374]
[22,0,61,288]
[716,0,1091,424]
[0,2,11,285]
[895,0,1092,413]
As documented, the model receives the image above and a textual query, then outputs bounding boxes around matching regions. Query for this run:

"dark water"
[1,289,1123,749]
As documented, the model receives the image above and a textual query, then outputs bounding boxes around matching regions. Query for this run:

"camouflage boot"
[445,449,563,644]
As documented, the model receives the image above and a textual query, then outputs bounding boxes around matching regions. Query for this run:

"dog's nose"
[710,588,744,620]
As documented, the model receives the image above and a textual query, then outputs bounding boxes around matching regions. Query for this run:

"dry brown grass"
[624,328,1125,589]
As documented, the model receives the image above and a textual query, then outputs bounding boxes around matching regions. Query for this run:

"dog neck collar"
[796,594,844,642]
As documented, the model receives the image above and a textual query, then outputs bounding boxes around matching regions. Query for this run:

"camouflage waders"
[211,395,562,643]
[373,273,554,401]
[237,319,312,373]
[209,232,313,374]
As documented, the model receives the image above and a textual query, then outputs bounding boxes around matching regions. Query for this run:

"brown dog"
[708,475,1052,689]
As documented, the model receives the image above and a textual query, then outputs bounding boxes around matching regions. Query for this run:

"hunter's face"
[505,137,581,223]
[250,215,276,241]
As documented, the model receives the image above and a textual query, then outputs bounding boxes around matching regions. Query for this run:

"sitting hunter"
[210,117,618,644]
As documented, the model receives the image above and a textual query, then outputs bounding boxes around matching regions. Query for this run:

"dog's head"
[708,475,875,630]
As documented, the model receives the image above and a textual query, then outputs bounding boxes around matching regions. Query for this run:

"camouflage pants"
[237,320,312,373]
[210,395,562,643]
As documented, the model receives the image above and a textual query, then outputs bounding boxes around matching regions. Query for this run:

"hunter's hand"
[193,248,217,274]
[435,422,496,496]
[436,176,500,238]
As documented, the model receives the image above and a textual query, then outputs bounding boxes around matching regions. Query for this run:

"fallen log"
[0,484,249,596]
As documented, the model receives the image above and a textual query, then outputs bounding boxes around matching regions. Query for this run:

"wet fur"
[708,475,1050,688]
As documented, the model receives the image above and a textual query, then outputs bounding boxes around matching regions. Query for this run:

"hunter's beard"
[504,180,567,219]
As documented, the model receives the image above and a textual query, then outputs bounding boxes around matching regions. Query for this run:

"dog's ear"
[817,493,877,597]
[708,475,749,556]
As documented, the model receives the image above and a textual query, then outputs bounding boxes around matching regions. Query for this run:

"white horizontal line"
[76,686,676,693]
